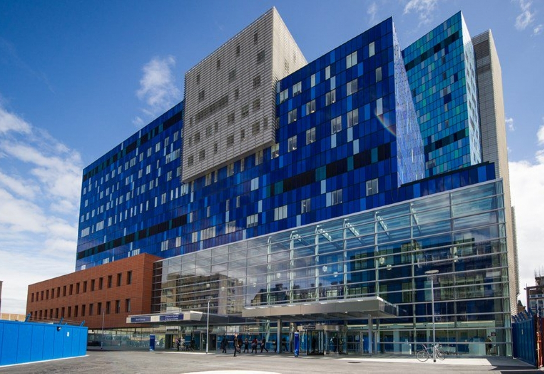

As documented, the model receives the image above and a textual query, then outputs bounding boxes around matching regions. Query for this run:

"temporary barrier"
[0,320,87,366]
[512,311,537,366]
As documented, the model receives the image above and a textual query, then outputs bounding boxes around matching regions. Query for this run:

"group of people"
[222,335,269,357]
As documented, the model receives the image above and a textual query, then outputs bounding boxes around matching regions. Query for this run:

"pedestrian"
[261,337,268,353]
[220,336,227,353]
[233,334,239,357]
[243,338,249,353]
[176,337,181,351]
[251,337,258,353]
[486,336,493,355]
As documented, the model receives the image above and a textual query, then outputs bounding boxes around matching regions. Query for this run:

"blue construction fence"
[512,309,539,367]
[0,319,87,366]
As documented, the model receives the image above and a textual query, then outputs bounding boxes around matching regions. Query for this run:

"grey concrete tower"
[182,7,306,182]
[473,30,519,314]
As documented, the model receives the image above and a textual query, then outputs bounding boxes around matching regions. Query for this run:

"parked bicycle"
[416,344,445,362]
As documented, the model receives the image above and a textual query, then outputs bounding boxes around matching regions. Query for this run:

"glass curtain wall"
[154,179,510,356]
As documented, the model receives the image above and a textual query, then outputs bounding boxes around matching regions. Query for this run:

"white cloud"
[135,56,181,127]
[515,0,536,30]
[534,24,543,35]
[537,120,544,145]
[505,117,515,132]
[0,171,39,200]
[509,123,544,307]
[0,106,31,134]
[403,0,438,26]
[367,2,378,25]
[0,104,82,313]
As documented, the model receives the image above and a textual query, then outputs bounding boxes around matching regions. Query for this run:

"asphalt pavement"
[0,350,539,374]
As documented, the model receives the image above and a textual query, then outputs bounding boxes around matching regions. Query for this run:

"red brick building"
[26,254,160,329]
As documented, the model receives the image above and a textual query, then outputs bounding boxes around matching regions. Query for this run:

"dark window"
[99,278,103,290]
[257,50,265,64]
[117,273,122,287]
[89,304,94,316]
[91,279,95,291]
[116,300,121,314]
[127,271,132,285]
[97,303,102,315]
[108,275,112,288]
[81,305,86,317]
[125,299,131,313]
[63,286,66,296]
[106,301,111,314]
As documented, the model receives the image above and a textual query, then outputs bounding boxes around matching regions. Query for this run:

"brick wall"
[26,254,161,329]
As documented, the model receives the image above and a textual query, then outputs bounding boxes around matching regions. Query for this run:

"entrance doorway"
[306,330,325,355]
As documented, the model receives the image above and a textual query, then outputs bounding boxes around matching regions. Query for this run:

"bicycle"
[416,344,445,362]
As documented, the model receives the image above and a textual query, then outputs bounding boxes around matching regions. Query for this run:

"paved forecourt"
[0,351,538,374]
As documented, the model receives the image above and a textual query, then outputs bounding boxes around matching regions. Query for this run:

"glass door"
[307,330,324,355]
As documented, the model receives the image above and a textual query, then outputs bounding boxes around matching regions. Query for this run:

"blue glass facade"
[402,12,481,177]
[77,19,428,270]
[77,17,491,272]
[72,10,513,356]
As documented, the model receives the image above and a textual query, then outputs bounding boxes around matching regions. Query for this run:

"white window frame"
[331,116,342,134]
[306,128,316,145]
[288,108,297,124]
[347,79,358,96]
[346,51,357,69]
[305,99,316,114]
[293,82,302,96]
[288,135,297,152]
[347,109,359,127]
[332,189,342,205]
[301,198,311,214]
[274,205,288,221]
[279,89,288,103]
[326,89,336,106]
[247,213,259,228]
[366,178,379,196]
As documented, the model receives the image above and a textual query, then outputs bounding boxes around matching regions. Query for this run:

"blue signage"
[131,316,151,323]
[159,313,184,322]
[150,334,155,351]
[294,332,300,357]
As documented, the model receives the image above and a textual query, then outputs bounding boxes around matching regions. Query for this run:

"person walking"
[486,336,493,355]
[233,334,239,357]
[261,337,269,353]
[220,336,227,353]
[176,337,181,351]
[243,338,249,353]
[251,337,258,353]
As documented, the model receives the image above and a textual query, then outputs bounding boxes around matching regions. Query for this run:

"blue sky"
[0,0,542,314]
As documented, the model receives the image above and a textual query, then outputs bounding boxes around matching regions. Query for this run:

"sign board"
[130,316,151,323]
[160,313,184,322]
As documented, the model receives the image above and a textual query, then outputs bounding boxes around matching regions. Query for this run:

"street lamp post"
[206,298,210,354]
[425,270,439,362]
